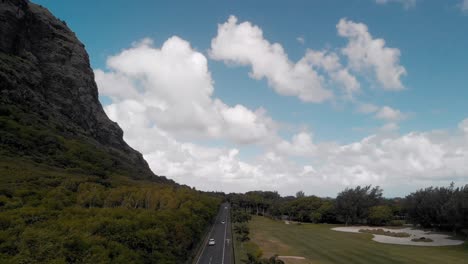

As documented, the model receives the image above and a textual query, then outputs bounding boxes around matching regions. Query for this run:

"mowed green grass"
[248,216,468,264]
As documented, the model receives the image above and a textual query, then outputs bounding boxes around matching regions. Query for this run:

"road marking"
[195,206,221,264]
[221,208,228,264]
[208,256,212,264]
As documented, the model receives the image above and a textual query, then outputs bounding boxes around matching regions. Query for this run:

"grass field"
[245,216,468,264]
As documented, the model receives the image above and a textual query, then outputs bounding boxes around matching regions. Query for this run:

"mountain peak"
[0,0,168,182]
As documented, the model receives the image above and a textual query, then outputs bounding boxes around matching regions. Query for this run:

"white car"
[208,238,215,246]
[221,221,225,224]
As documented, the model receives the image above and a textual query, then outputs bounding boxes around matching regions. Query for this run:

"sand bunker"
[332,226,464,246]
[278,256,306,259]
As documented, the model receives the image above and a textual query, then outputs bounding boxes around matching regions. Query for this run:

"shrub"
[411,237,433,242]
[389,220,405,226]
[359,228,411,237]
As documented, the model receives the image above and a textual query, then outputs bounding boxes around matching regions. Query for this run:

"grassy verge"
[247,216,468,264]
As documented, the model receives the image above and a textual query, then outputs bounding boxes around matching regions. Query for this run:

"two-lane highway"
[196,202,233,264]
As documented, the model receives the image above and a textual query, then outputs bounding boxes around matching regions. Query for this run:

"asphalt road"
[196,202,233,264]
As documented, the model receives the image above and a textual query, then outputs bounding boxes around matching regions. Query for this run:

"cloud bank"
[95,17,467,197]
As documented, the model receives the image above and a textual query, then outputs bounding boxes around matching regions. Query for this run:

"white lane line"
[221,208,228,264]
[196,206,221,264]
[208,256,212,264]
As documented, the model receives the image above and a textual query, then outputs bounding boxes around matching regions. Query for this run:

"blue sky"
[35,0,468,196]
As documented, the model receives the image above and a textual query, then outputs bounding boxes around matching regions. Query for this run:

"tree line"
[227,184,468,236]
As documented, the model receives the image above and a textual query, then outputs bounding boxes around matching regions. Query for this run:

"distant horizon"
[198,182,468,199]
[35,0,468,196]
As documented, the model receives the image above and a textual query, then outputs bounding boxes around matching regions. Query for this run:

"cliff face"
[0,0,166,182]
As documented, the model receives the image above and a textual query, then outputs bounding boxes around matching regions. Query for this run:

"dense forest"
[227,184,468,236]
[0,158,221,263]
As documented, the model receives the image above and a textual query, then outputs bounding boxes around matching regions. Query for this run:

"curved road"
[196,203,233,264]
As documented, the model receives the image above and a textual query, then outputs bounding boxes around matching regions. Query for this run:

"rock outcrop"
[0,0,168,182]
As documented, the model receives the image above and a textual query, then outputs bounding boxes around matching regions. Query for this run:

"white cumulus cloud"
[375,106,406,122]
[357,103,406,123]
[275,132,317,157]
[211,16,406,103]
[338,18,407,90]
[96,36,277,145]
[304,49,360,97]
[209,15,334,103]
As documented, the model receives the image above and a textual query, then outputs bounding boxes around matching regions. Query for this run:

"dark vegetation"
[0,105,221,263]
[227,184,468,237]
[405,184,468,235]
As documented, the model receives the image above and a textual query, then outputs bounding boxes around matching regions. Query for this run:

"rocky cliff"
[0,0,168,182]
